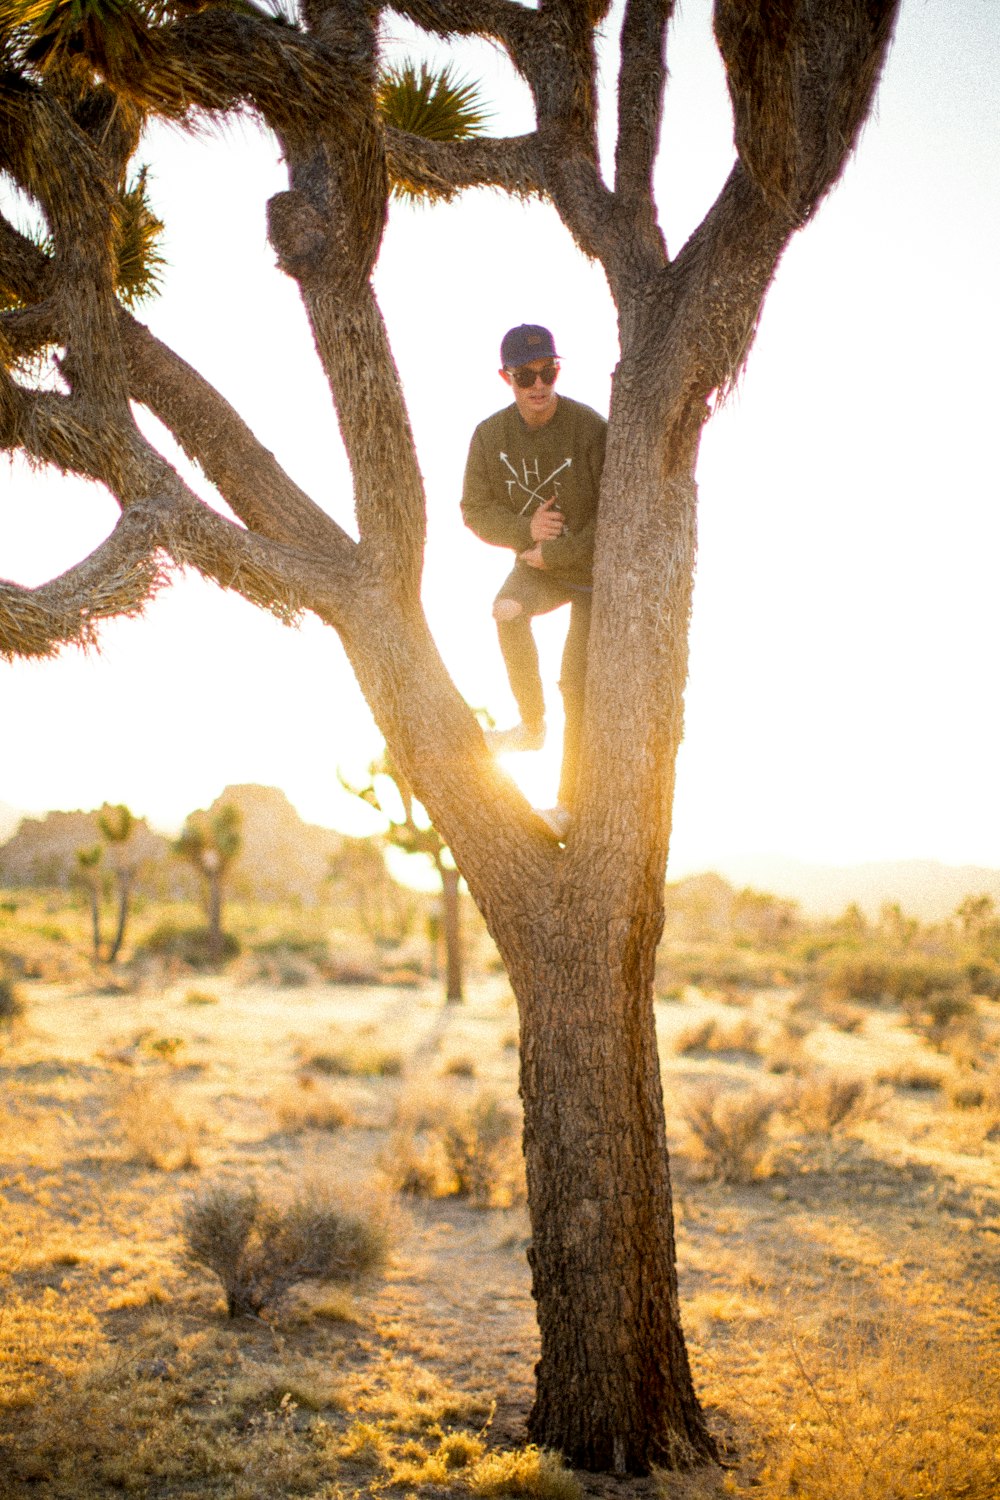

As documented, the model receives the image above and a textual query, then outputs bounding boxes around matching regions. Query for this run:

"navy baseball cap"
[500,324,559,368]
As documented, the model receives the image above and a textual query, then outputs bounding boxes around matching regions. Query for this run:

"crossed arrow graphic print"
[499,453,573,514]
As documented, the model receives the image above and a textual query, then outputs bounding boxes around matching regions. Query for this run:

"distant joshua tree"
[74,843,105,964]
[97,802,141,962]
[340,754,464,1003]
[174,805,242,965]
[73,802,143,963]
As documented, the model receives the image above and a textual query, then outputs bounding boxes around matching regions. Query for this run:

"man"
[461,324,607,839]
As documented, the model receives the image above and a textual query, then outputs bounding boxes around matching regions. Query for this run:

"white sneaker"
[537,804,572,841]
[484,720,546,754]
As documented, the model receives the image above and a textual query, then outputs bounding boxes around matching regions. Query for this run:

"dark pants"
[494,564,592,811]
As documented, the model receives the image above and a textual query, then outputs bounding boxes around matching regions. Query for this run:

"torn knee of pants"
[493,599,523,623]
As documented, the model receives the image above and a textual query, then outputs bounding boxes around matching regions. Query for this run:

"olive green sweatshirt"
[461,395,607,586]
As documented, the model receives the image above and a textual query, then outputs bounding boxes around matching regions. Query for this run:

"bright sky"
[1,0,998,875]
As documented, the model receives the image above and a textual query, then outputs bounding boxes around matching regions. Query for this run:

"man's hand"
[519,544,546,569]
[529,496,564,542]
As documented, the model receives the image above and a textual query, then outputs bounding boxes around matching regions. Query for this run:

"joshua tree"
[174,804,242,965]
[96,801,141,962]
[342,752,465,1002]
[0,0,901,1473]
[73,843,105,963]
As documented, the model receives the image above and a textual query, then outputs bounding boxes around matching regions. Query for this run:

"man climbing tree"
[0,0,900,1474]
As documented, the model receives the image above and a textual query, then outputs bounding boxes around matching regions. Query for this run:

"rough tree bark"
[0,0,900,1474]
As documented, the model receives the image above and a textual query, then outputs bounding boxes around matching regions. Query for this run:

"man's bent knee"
[493,598,523,623]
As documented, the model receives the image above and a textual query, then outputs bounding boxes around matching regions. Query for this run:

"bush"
[903,990,977,1052]
[180,1182,387,1317]
[820,951,968,1006]
[385,1089,525,1207]
[272,1077,354,1133]
[112,1077,199,1170]
[782,1072,878,1133]
[674,1015,761,1057]
[308,1041,403,1078]
[442,1092,524,1206]
[139,921,240,967]
[0,973,25,1025]
[682,1085,776,1183]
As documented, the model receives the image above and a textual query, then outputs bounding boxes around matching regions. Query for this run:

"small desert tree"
[0,0,901,1473]
[73,843,105,963]
[174,804,242,965]
[97,801,141,962]
[342,752,465,1002]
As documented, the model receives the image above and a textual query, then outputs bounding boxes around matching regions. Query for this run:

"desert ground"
[1,891,999,1500]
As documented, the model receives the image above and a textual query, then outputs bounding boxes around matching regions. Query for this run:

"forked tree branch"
[0,212,355,563]
[714,0,899,218]
[0,486,359,664]
[119,316,358,561]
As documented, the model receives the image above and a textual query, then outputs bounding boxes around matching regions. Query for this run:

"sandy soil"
[1,974,999,1497]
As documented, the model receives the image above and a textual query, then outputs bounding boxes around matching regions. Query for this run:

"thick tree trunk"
[513,915,711,1472]
[88,884,102,966]
[334,366,712,1474]
[206,874,223,966]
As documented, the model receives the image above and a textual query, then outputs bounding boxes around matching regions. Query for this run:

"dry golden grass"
[673,1013,763,1057]
[384,1087,525,1207]
[721,1306,1000,1499]
[682,1085,776,1183]
[110,1074,200,1170]
[780,1071,880,1133]
[307,1036,404,1078]
[3,893,1000,1499]
[272,1074,355,1133]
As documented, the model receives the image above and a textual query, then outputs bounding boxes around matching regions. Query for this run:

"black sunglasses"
[507,361,560,389]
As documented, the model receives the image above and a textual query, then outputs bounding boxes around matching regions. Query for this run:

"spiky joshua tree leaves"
[0,0,901,1475]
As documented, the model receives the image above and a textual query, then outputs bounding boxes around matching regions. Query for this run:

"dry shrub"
[441,1092,524,1206]
[180,1181,388,1317]
[308,1039,404,1078]
[904,990,978,1052]
[184,988,218,1006]
[683,1085,776,1183]
[674,1017,717,1054]
[442,1053,477,1078]
[782,1071,879,1133]
[736,1311,1000,1500]
[20,1328,328,1498]
[947,1075,987,1110]
[0,972,25,1025]
[819,1000,865,1034]
[468,1444,581,1498]
[764,1020,810,1075]
[709,1017,761,1055]
[111,1076,199,1170]
[272,1075,353,1133]
[673,1014,764,1057]
[875,1063,944,1092]
[335,1421,579,1498]
[385,1089,525,1207]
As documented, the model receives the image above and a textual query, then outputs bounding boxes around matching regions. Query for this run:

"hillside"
[0,808,169,888]
[205,784,344,903]
[0,786,347,903]
[707,853,1000,923]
